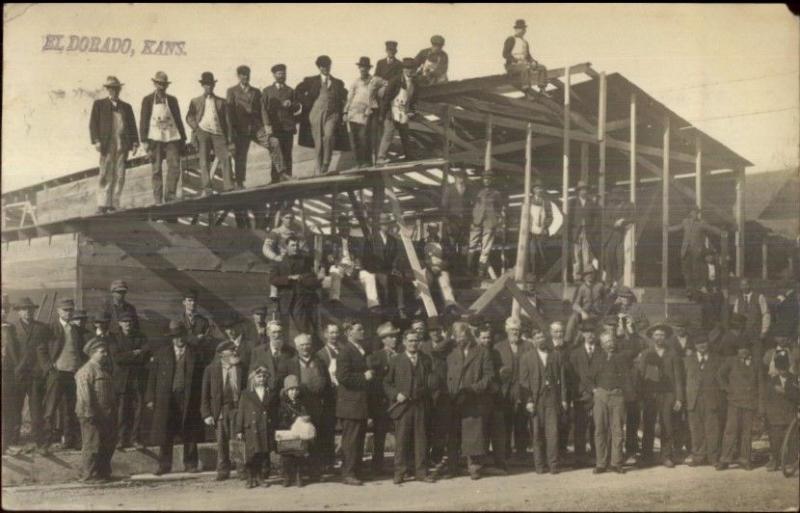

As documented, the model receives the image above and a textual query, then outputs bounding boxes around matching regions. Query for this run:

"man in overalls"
[376,58,418,165]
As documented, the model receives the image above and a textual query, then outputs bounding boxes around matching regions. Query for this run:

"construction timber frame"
[2,62,752,319]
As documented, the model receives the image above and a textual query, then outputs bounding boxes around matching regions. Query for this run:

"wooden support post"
[695,134,703,211]
[597,72,607,208]
[561,66,572,296]
[512,123,534,319]
[580,143,589,183]
[624,92,637,287]
[441,105,452,191]
[761,239,768,280]
[662,114,671,301]
[720,231,730,326]
[735,167,746,277]
[485,114,493,171]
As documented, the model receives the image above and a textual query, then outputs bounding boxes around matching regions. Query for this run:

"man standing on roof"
[140,71,187,205]
[226,65,262,191]
[528,178,563,279]
[89,76,139,215]
[415,35,449,86]
[344,57,383,168]
[503,19,548,98]
[376,41,403,84]
[376,58,419,165]
[261,64,302,183]
[468,170,505,279]
[667,205,722,292]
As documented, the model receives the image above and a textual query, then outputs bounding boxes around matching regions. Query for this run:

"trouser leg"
[267,135,286,181]
[657,393,675,461]
[216,406,234,472]
[768,424,787,465]
[358,270,380,308]
[641,396,656,458]
[396,122,412,159]
[372,414,388,470]
[413,405,428,478]
[720,404,740,463]
[196,130,212,193]
[321,115,338,172]
[609,393,626,468]
[394,410,412,478]
[159,439,174,471]
[233,136,250,187]
[625,400,641,456]
[80,418,101,479]
[479,226,495,264]
[593,390,610,469]
[377,116,396,160]
[163,141,181,201]
[111,149,128,208]
[704,405,721,465]
[278,132,293,175]
[737,409,753,464]
[150,142,165,203]
[574,400,591,458]
[98,152,115,208]
[340,418,365,479]
[27,378,47,447]
[688,406,707,462]
[489,407,508,468]
[210,134,233,191]
[117,390,133,446]
[543,398,560,469]
[572,236,583,280]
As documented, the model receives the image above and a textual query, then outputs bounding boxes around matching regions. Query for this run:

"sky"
[2,3,798,192]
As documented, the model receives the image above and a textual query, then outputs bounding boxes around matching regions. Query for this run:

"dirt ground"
[3,462,798,511]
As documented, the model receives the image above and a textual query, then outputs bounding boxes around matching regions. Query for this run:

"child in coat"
[278,374,312,487]
[236,366,273,488]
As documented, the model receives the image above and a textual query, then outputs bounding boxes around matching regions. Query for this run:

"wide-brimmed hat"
[152,71,171,85]
[82,337,108,357]
[199,72,217,85]
[165,320,186,337]
[103,76,123,88]
[645,322,673,338]
[356,56,372,68]
[236,65,251,76]
[110,280,128,292]
[514,19,527,29]
[402,57,417,69]
[13,297,38,310]
[315,55,332,68]
[377,322,400,338]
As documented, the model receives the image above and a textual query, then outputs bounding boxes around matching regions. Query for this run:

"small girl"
[236,366,273,488]
[278,374,312,487]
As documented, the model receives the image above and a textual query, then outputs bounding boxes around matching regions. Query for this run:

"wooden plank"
[561,66,571,294]
[695,134,703,210]
[625,92,637,287]
[511,124,533,319]
[662,114,671,295]
[467,270,514,316]
[735,167,746,277]
[505,280,547,331]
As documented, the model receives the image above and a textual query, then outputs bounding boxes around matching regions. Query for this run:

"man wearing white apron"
[140,71,187,204]
[377,58,418,165]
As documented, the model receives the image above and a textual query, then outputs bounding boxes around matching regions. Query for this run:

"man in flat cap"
[186,71,235,195]
[260,64,301,185]
[226,65,262,192]
[109,311,150,449]
[146,320,205,475]
[376,57,419,165]
[467,170,505,278]
[503,19,548,98]
[366,322,401,475]
[201,340,245,481]
[242,305,270,351]
[345,57,383,168]
[7,297,51,451]
[140,71,187,204]
[296,55,349,175]
[376,41,403,83]
[89,76,139,214]
[568,180,600,282]
[75,337,117,482]
[102,280,139,336]
[636,323,684,468]
[44,298,84,450]
[415,35,449,86]
[667,205,722,292]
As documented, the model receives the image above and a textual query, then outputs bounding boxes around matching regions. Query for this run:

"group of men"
[88,35,456,216]
[2,269,798,485]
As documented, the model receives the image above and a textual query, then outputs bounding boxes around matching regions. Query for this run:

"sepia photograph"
[1,3,798,511]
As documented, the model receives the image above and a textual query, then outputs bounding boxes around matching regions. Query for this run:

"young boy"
[761,350,799,472]
[236,366,274,488]
[278,375,311,487]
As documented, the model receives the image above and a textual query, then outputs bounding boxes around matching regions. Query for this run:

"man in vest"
[502,19,548,98]
[140,71,187,204]
[376,58,418,165]
[528,179,563,279]
[732,278,771,346]
[89,76,139,214]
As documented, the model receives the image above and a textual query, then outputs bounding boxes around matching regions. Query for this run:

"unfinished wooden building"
[2,62,755,335]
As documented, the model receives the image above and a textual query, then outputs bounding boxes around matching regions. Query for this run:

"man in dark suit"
[761,350,799,472]
[7,297,51,451]
[376,58,419,165]
[336,320,374,485]
[201,340,245,481]
[179,289,221,366]
[270,236,321,343]
[367,322,400,474]
[296,55,348,175]
[420,323,454,475]
[468,170,504,278]
[363,213,401,310]
[226,65,261,190]
[248,320,296,389]
[667,206,722,291]
[477,324,508,473]
[696,249,724,329]
[569,321,601,467]
[145,321,205,475]
[414,35,449,86]
[102,279,139,336]
[684,334,723,467]
[241,305,269,350]
[218,313,253,376]
[716,338,760,471]
[384,330,437,484]
[185,71,235,195]
[108,312,150,449]
[43,298,84,450]
[520,329,568,474]
[89,76,139,214]
[494,317,531,464]
[316,322,341,473]
[568,180,600,282]
[140,71,186,204]
[637,323,684,468]
[375,40,403,82]
[1,296,17,453]
[261,64,301,182]
[279,333,330,481]
[446,321,495,480]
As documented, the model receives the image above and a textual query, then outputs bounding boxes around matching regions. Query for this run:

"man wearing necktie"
[261,64,302,183]
[377,58,419,165]
[89,76,139,214]
[201,341,245,481]
[716,338,760,470]
[683,335,723,467]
